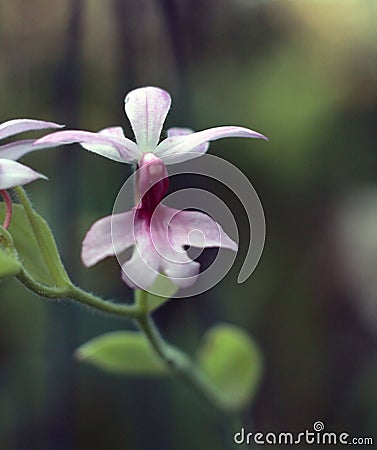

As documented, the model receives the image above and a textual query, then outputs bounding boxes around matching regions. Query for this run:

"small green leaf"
[146,275,178,311]
[0,203,69,286]
[75,331,169,376]
[196,324,263,409]
[0,247,21,281]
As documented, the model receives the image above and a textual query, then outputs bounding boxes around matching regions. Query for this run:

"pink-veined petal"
[121,246,160,289]
[168,209,238,251]
[35,130,140,163]
[0,119,63,141]
[0,158,47,189]
[99,126,128,139]
[156,126,268,162]
[81,127,142,162]
[167,127,192,137]
[149,205,236,287]
[124,86,171,152]
[0,139,62,161]
[148,206,202,288]
[120,222,160,289]
[167,127,209,155]
[81,211,136,267]
[121,216,200,289]
[162,259,200,288]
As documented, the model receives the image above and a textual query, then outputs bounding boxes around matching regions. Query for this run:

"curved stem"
[18,268,246,444]
[17,270,139,319]
[19,272,241,419]
[17,268,68,299]
[135,290,246,444]
[136,313,229,412]
[135,308,247,450]
[12,186,246,440]
[134,291,235,415]
[67,284,139,319]
[1,189,12,229]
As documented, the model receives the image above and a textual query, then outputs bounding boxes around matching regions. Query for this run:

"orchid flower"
[34,87,266,288]
[34,86,267,164]
[81,152,237,289]
[0,119,63,190]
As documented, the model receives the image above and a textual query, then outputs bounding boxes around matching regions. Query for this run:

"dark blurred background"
[1,1,376,449]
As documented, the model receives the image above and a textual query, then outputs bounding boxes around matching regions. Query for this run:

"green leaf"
[0,203,69,286]
[0,247,21,281]
[75,331,169,376]
[196,324,263,409]
[145,274,179,311]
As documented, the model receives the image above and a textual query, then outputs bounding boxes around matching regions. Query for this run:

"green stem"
[17,269,139,319]
[18,271,246,444]
[135,308,247,450]
[13,188,245,440]
[14,185,68,286]
[134,290,246,446]
[134,291,234,415]
[136,315,227,413]
[67,284,139,319]
[18,268,67,299]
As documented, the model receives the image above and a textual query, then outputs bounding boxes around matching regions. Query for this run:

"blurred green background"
[1,0,376,449]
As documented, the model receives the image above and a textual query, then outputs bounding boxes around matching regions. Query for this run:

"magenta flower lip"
[136,152,169,212]
[81,152,238,290]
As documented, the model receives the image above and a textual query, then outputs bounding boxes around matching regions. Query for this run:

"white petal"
[121,230,159,289]
[99,126,128,139]
[35,130,141,163]
[156,126,268,163]
[124,87,171,152]
[81,126,141,162]
[149,206,202,288]
[0,158,47,189]
[169,210,237,251]
[0,139,60,161]
[167,127,209,155]
[81,211,136,267]
[161,259,200,288]
[0,119,63,141]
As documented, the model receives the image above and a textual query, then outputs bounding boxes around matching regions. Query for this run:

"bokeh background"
[1,0,376,449]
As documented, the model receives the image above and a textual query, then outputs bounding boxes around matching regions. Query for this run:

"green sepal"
[144,275,178,311]
[196,324,263,410]
[75,331,169,376]
[0,247,21,282]
[0,250,21,281]
[0,225,21,281]
[0,203,70,287]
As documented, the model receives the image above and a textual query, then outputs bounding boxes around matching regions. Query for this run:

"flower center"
[137,153,169,213]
